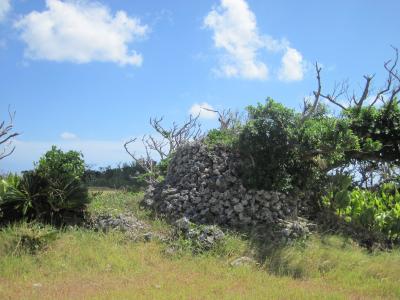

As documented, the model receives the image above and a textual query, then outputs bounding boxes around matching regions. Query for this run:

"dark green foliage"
[222,97,400,243]
[236,98,399,192]
[1,172,47,220]
[34,146,88,221]
[238,99,301,191]
[0,146,89,224]
[238,99,357,192]
[344,101,400,164]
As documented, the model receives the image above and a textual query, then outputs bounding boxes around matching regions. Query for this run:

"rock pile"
[275,217,315,244]
[143,142,301,229]
[88,213,148,233]
[175,217,225,251]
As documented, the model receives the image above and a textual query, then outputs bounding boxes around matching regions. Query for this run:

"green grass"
[87,189,145,217]
[1,190,400,299]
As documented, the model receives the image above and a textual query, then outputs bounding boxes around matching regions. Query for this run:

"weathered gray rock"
[89,213,147,233]
[174,217,225,251]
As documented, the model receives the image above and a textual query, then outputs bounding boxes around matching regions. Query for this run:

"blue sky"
[1,0,399,172]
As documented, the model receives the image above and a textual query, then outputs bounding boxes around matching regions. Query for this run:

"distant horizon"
[1,0,400,172]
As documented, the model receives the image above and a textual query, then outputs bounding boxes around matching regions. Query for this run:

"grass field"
[1,191,400,299]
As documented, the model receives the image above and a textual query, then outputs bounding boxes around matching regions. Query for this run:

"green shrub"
[237,99,361,194]
[344,102,400,162]
[36,146,85,183]
[323,183,400,242]
[0,147,89,224]
[205,128,238,147]
[34,146,88,221]
[0,171,48,220]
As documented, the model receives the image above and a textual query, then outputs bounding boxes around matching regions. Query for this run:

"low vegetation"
[0,191,399,299]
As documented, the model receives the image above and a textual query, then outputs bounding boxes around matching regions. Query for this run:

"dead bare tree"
[149,114,202,159]
[0,107,20,160]
[301,47,400,186]
[201,107,242,130]
[303,46,400,119]
[124,115,202,184]
[124,137,159,185]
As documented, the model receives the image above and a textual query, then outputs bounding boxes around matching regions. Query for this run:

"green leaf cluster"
[238,99,358,192]
[0,146,89,224]
[323,183,400,241]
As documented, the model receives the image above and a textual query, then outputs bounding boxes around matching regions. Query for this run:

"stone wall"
[143,142,301,228]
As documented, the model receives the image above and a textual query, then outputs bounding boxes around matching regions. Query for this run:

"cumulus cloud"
[15,0,148,66]
[60,131,77,140]
[189,102,217,119]
[278,47,305,82]
[204,0,268,79]
[204,0,305,81]
[0,0,10,22]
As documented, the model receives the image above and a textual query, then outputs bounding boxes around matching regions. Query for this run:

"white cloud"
[15,0,149,66]
[60,131,77,140]
[189,102,218,119]
[278,47,305,82]
[0,0,10,22]
[204,0,306,81]
[204,0,268,79]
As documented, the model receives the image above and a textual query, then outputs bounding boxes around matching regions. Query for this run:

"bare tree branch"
[124,115,202,184]
[355,75,374,108]
[149,114,201,155]
[320,81,348,110]
[201,107,241,130]
[309,47,400,112]
[368,46,400,108]
[302,63,323,119]
[124,138,158,184]
[0,107,20,160]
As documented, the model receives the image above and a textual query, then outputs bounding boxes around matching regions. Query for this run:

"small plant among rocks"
[167,217,225,254]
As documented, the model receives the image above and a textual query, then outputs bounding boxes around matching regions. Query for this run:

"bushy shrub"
[323,182,400,242]
[0,146,89,224]
[205,128,238,147]
[344,102,400,162]
[237,99,356,193]
[36,146,85,183]
[0,171,47,221]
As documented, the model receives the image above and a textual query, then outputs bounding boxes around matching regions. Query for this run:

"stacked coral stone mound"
[143,142,303,229]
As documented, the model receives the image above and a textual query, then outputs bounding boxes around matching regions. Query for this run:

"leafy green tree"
[238,98,358,192]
